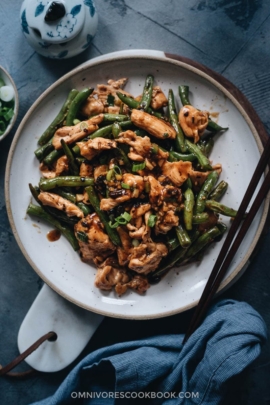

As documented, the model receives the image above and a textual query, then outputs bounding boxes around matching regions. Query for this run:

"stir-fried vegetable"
[0,77,15,136]
[27,75,238,296]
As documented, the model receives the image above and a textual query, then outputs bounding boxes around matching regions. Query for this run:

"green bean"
[192,213,209,224]
[27,203,79,250]
[152,245,187,278]
[134,128,149,137]
[197,138,214,157]
[66,88,94,126]
[175,224,191,248]
[85,185,121,246]
[207,119,228,133]
[116,92,163,118]
[185,140,212,170]
[60,139,79,176]
[184,188,195,230]
[29,183,41,205]
[38,89,79,146]
[112,122,122,139]
[43,149,63,166]
[182,177,193,191]
[116,147,132,171]
[166,237,180,252]
[119,120,132,129]
[54,189,77,203]
[168,89,186,153]
[168,151,196,162]
[39,176,94,191]
[178,85,191,106]
[195,171,219,214]
[35,139,54,162]
[205,200,238,217]
[152,229,200,278]
[216,222,227,239]
[77,202,92,216]
[185,226,221,260]
[103,113,129,122]
[209,180,228,201]
[139,74,154,110]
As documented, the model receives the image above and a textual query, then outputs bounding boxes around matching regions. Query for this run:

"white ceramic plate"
[5,50,269,319]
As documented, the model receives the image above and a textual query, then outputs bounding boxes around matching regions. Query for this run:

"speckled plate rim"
[5,50,270,319]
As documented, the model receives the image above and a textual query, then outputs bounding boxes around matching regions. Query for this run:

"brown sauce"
[47,229,61,242]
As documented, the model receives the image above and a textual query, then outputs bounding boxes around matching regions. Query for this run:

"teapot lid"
[24,0,86,44]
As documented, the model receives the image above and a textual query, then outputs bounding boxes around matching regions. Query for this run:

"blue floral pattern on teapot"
[20,0,98,59]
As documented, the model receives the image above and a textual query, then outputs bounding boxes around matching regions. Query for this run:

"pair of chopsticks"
[183,136,270,344]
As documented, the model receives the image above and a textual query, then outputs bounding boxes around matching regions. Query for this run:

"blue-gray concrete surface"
[1,0,270,403]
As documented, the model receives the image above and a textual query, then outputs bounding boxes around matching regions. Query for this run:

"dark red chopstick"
[183,136,270,344]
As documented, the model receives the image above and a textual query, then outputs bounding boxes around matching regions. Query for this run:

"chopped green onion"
[80,121,88,131]
[163,132,169,138]
[106,169,114,181]
[150,143,159,154]
[76,231,88,243]
[113,165,122,175]
[148,214,157,228]
[132,239,140,247]
[132,161,146,172]
[121,182,130,189]
[73,119,81,125]
[144,182,150,193]
[109,211,132,228]
[107,94,115,106]
[120,212,131,222]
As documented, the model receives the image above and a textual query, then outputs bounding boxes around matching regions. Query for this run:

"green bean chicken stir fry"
[27,75,237,296]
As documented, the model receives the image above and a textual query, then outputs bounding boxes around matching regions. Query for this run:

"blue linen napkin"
[30,299,267,404]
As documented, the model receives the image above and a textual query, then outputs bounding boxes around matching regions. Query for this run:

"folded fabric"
[30,299,267,405]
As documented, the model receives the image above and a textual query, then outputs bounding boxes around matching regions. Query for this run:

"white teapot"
[20,0,98,59]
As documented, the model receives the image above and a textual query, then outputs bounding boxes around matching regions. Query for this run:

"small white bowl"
[0,66,19,142]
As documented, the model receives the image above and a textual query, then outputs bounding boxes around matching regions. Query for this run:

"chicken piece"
[131,109,176,140]
[38,192,84,218]
[179,105,209,143]
[79,162,93,177]
[116,130,152,162]
[39,156,69,179]
[126,275,150,293]
[155,202,179,234]
[126,216,146,239]
[93,78,132,107]
[151,86,168,110]
[95,257,130,295]
[161,160,193,187]
[74,213,115,263]
[94,164,108,181]
[130,203,151,218]
[117,227,132,266]
[122,173,145,193]
[77,138,117,161]
[52,114,104,150]
[81,96,104,117]
[100,194,131,211]
[100,173,144,210]
[128,241,168,274]
[147,175,164,206]
[95,257,150,295]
